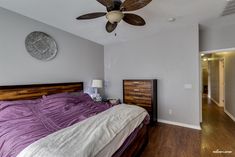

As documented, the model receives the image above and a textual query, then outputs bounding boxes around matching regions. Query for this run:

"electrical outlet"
[169,109,172,115]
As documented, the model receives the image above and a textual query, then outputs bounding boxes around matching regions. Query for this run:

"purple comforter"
[0,93,111,157]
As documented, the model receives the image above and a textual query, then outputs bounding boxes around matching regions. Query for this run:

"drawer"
[126,84,152,89]
[124,95,152,101]
[124,81,152,88]
[124,97,152,106]
[124,87,152,93]
[124,91,152,97]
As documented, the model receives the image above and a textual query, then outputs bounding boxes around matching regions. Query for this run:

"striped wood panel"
[0,82,83,101]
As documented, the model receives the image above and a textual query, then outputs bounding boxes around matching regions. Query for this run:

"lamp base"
[92,94,102,102]
[95,94,102,102]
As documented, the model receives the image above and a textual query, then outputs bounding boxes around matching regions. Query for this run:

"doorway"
[200,49,235,122]
[200,50,235,156]
[201,53,225,109]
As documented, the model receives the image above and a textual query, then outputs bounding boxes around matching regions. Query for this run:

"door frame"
[199,47,235,122]
[219,59,225,107]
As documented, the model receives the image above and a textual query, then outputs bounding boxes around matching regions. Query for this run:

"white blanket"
[17,104,148,157]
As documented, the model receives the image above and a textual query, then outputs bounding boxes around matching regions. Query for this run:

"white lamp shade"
[106,11,124,24]
[92,80,103,88]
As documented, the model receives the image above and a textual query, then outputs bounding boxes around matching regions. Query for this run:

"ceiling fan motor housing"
[106,11,124,24]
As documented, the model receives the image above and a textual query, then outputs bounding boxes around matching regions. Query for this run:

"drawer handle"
[133,89,140,92]
[133,81,140,84]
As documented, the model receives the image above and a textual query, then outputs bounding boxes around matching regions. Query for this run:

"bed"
[0,82,149,157]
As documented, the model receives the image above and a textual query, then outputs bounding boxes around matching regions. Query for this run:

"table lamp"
[92,79,103,101]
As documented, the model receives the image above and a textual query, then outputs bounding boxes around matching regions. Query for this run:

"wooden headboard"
[0,82,83,101]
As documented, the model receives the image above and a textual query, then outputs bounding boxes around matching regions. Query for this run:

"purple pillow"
[37,93,93,119]
[76,93,93,102]
[42,92,92,103]
[42,92,71,100]
[0,99,40,121]
[0,99,41,107]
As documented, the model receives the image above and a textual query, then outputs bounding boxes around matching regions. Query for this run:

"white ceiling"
[0,0,229,45]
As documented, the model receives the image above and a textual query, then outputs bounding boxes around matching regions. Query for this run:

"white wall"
[224,52,235,120]
[0,7,104,91]
[104,25,200,127]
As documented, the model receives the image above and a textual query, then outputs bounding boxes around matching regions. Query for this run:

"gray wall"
[104,25,200,127]
[224,52,235,118]
[208,57,220,103]
[0,7,104,92]
[200,20,235,51]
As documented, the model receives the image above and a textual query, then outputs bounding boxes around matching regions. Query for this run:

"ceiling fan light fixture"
[106,11,124,24]
[76,0,152,33]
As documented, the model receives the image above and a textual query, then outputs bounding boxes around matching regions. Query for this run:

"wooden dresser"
[123,79,157,123]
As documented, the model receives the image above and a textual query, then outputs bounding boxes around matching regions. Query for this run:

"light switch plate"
[184,84,192,89]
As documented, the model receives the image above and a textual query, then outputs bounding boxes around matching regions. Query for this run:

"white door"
[219,59,225,107]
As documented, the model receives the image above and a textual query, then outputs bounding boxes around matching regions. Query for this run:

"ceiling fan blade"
[76,12,106,20]
[123,13,146,26]
[121,0,152,11]
[106,21,118,33]
[97,0,114,11]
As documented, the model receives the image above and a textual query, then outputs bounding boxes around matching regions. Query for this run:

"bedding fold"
[16,104,148,157]
[0,93,111,157]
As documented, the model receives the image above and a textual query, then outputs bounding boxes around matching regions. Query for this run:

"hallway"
[201,97,235,156]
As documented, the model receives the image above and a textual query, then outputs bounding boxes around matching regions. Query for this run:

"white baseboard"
[224,109,235,122]
[158,119,201,130]
[210,97,223,107]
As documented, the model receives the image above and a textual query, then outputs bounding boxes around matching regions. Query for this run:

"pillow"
[76,93,93,102]
[37,93,93,119]
[0,99,41,107]
[42,92,83,99]
[39,93,92,113]
[0,99,40,121]
[42,92,92,102]
[69,92,82,96]
[42,92,71,100]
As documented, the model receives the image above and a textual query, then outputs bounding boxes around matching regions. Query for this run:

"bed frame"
[119,124,149,157]
[0,82,83,101]
[0,82,148,157]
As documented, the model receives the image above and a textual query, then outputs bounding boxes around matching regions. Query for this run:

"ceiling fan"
[76,0,152,33]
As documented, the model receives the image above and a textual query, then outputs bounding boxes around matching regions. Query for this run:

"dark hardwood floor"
[140,97,235,157]
[201,97,235,157]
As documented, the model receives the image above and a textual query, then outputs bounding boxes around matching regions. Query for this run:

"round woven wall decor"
[25,31,58,61]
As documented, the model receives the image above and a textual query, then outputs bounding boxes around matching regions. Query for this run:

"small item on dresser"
[102,98,121,106]
[109,99,121,105]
